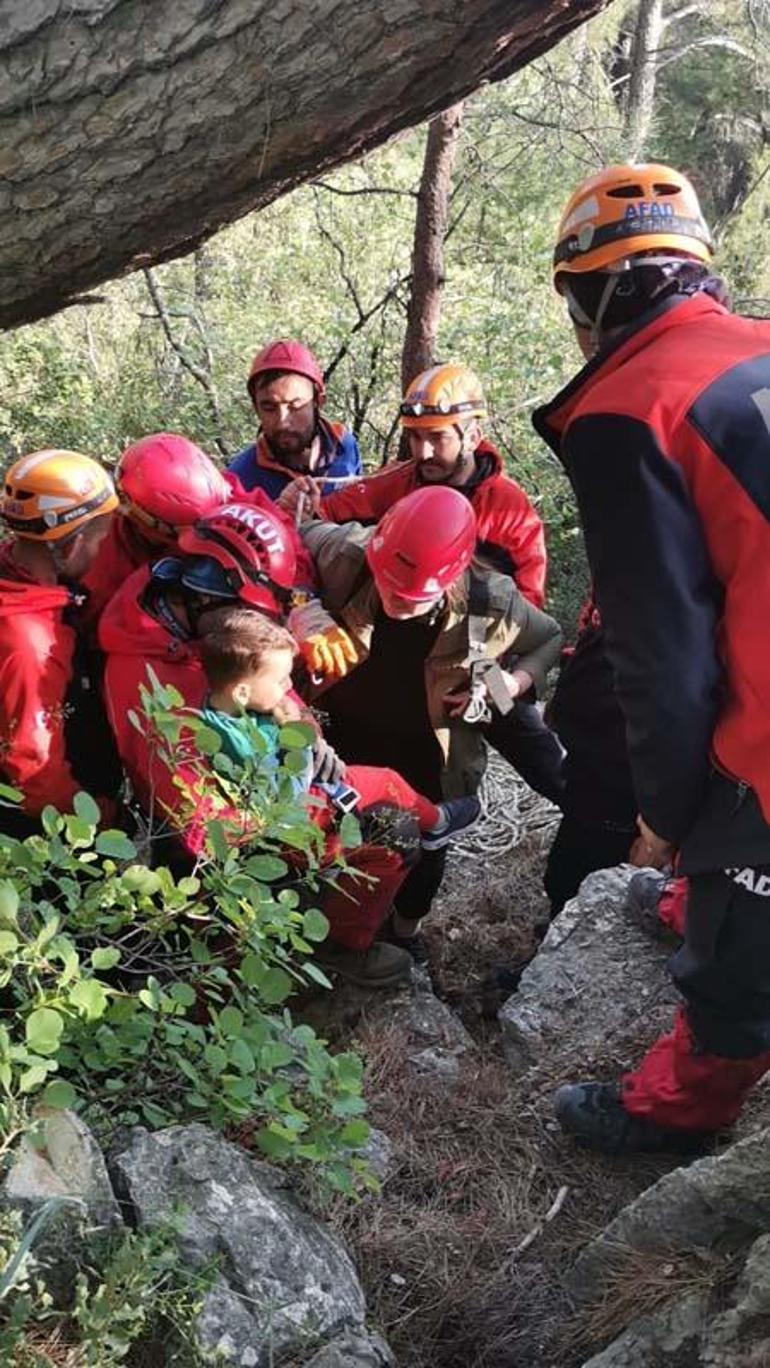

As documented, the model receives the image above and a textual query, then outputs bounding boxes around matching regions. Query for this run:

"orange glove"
[300,627,359,682]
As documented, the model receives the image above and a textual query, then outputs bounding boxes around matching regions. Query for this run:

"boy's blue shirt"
[199,704,313,797]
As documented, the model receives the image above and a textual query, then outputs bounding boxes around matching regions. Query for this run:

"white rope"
[452,749,560,861]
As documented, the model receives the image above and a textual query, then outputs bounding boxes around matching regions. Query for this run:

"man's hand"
[300,627,359,683]
[630,815,675,870]
[278,476,323,522]
[501,668,533,699]
[312,736,347,785]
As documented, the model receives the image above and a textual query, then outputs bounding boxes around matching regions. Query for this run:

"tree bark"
[401,103,465,391]
[0,0,610,331]
[623,0,665,159]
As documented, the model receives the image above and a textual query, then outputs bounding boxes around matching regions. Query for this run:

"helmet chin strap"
[565,255,694,347]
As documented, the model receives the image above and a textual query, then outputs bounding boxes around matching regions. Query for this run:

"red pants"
[623,867,770,1131]
[345,765,439,830]
[316,766,431,952]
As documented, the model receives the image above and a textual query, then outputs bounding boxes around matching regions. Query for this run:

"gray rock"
[110,1124,366,1367]
[357,1128,394,1184]
[499,866,678,1074]
[407,1046,462,1085]
[702,1232,770,1367]
[302,1328,395,1366]
[570,1126,770,1305]
[366,979,473,1054]
[3,1108,123,1303]
[579,1290,708,1367]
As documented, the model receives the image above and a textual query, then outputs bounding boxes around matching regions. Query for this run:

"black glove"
[312,736,346,785]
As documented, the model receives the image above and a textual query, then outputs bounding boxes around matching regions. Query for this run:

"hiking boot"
[553,1082,712,1156]
[421,795,482,851]
[315,939,413,989]
[383,926,430,966]
[625,870,671,938]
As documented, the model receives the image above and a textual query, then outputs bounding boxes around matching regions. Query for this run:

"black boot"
[554,1082,713,1156]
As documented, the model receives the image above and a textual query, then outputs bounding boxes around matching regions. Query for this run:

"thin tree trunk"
[401,103,465,391]
[623,0,665,159]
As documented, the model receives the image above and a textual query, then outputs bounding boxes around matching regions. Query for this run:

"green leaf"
[95,830,137,861]
[239,952,266,988]
[340,1119,370,1146]
[335,1052,364,1085]
[302,908,329,944]
[41,806,63,836]
[73,792,101,826]
[255,1126,293,1159]
[245,854,288,883]
[0,781,23,806]
[260,968,293,1005]
[0,881,19,923]
[19,1064,50,1093]
[338,813,362,849]
[303,961,333,990]
[26,1008,64,1056]
[194,725,222,756]
[260,1041,294,1071]
[41,1080,77,1110]
[218,1006,244,1037]
[169,983,196,1008]
[229,1039,255,1074]
[0,930,18,955]
[278,722,316,750]
[64,815,93,846]
[206,820,230,862]
[91,947,121,971]
[68,979,109,1022]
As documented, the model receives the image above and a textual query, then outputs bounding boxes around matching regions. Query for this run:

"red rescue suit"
[535,293,770,1133]
[321,439,547,608]
[0,548,118,825]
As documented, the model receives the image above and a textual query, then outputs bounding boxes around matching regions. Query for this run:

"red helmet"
[116,433,230,541]
[177,502,297,616]
[247,339,326,405]
[366,487,476,602]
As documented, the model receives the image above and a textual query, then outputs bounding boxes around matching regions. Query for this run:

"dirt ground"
[320,782,756,1368]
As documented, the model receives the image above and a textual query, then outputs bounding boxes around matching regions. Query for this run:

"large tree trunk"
[401,103,465,392]
[0,0,611,331]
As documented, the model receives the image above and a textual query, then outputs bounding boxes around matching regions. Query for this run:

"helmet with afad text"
[553,162,713,285]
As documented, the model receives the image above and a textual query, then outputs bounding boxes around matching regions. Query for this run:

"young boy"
[197,605,480,850]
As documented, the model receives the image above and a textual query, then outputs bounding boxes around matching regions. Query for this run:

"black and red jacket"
[534,293,770,844]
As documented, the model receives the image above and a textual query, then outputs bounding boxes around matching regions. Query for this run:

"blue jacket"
[228,417,362,501]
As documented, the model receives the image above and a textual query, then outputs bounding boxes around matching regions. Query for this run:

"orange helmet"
[1,450,117,542]
[553,163,713,284]
[400,363,487,430]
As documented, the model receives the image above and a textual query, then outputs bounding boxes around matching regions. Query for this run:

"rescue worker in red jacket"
[280,363,564,806]
[227,339,362,500]
[534,161,770,1154]
[99,501,416,987]
[0,450,121,834]
[83,432,314,623]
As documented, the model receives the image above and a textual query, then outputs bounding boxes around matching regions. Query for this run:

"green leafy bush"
[0,676,372,1198]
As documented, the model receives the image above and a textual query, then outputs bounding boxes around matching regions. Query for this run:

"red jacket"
[534,293,770,842]
[0,550,112,818]
[321,440,547,608]
[99,565,213,857]
[84,475,315,627]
